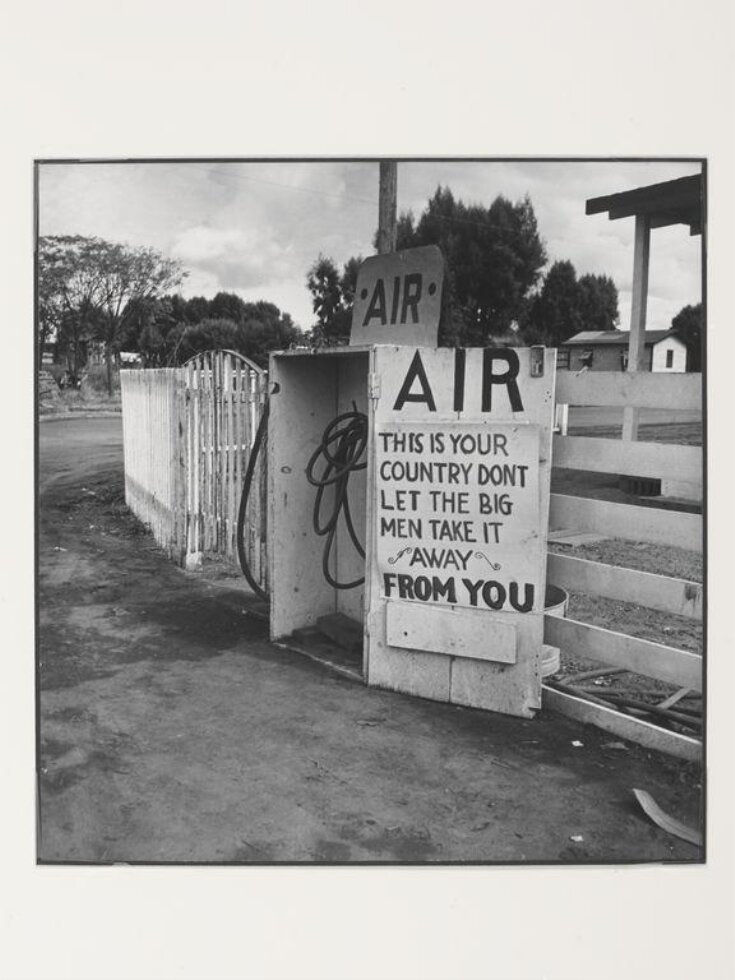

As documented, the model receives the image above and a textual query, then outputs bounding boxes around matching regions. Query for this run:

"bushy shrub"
[81,364,121,395]
[45,363,66,386]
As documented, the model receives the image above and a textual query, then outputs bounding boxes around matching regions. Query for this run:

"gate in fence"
[121,350,269,595]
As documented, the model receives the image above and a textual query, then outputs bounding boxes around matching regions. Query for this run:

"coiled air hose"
[236,398,369,598]
[305,406,368,590]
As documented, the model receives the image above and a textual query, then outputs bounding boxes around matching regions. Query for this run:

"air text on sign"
[350,245,444,346]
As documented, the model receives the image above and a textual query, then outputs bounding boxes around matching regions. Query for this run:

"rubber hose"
[236,398,270,601]
[305,408,368,590]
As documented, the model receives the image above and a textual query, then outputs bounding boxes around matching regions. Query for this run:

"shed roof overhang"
[585,174,703,235]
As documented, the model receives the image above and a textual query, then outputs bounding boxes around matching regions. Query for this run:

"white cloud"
[171,225,295,291]
[38,159,703,333]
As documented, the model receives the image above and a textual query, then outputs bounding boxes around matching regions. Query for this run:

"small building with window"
[558,329,688,372]
[651,332,688,372]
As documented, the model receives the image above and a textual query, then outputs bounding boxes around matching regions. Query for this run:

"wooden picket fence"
[120,351,268,591]
[120,367,184,559]
[543,370,704,761]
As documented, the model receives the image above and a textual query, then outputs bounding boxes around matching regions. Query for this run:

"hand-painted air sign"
[350,245,444,346]
[365,344,555,717]
[376,421,541,612]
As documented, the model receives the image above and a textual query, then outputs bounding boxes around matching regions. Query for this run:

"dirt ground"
[37,417,704,864]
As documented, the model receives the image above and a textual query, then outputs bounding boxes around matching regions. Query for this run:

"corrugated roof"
[564,329,674,347]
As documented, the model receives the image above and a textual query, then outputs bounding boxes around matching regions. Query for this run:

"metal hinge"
[368,372,381,401]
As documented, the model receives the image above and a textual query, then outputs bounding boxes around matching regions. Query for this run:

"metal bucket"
[541,584,569,677]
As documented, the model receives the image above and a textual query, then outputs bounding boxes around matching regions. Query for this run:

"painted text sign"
[376,421,541,612]
[350,245,444,347]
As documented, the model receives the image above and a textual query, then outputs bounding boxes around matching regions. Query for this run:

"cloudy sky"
[38,159,703,333]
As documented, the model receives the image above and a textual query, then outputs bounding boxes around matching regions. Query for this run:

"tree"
[184,295,211,323]
[208,291,248,323]
[671,303,703,371]
[393,186,548,345]
[38,236,109,384]
[38,236,187,392]
[167,318,244,364]
[520,261,581,347]
[521,263,619,347]
[306,254,363,344]
[93,241,186,392]
[165,303,306,368]
[577,274,619,332]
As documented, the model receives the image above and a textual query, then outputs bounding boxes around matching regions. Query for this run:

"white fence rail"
[121,369,184,561]
[121,351,268,591]
[545,369,704,759]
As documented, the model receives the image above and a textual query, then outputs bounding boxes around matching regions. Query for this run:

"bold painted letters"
[393,351,437,412]
[482,348,523,412]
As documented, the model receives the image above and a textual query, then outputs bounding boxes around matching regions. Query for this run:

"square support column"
[623,214,651,441]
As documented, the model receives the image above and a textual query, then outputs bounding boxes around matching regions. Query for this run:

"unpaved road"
[38,417,703,863]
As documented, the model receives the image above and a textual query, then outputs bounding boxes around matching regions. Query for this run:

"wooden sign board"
[364,345,556,718]
[350,245,444,347]
[376,421,542,615]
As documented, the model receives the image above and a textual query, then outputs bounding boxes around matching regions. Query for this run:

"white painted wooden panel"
[366,606,451,700]
[364,346,555,719]
[385,600,517,662]
[375,421,542,612]
[651,338,688,373]
[335,352,371,625]
[268,353,346,639]
[547,552,703,619]
[542,685,701,762]
[555,371,701,409]
[549,493,703,552]
[544,614,702,691]
[553,435,702,484]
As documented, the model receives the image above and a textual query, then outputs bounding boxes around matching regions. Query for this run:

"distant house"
[86,341,106,366]
[558,329,688,372]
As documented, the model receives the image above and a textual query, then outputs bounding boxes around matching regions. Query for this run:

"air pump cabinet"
[268,344,556,719]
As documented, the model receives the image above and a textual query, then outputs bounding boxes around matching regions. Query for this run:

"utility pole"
[377,160,397,254]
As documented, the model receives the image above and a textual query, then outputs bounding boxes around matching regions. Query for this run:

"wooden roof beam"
[644,209,700,229]
[586,174,702,221]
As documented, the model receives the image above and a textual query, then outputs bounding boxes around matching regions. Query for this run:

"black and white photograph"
[36,158,705,865]
[4,2,734,978]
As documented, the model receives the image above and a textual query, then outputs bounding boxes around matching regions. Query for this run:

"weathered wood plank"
[547,530,609,547]
[120,368,183,556]
[553,434,702,484]
[386,600,517,662]
[549,493,703,552]
[555,371,701,410]
[547,552,703,619]
[258,372,269,591]
[542,685,702,762]
[544,614,702,691]
[226,359,235,556]
[623,214,651,441]
[174,375,187,563]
